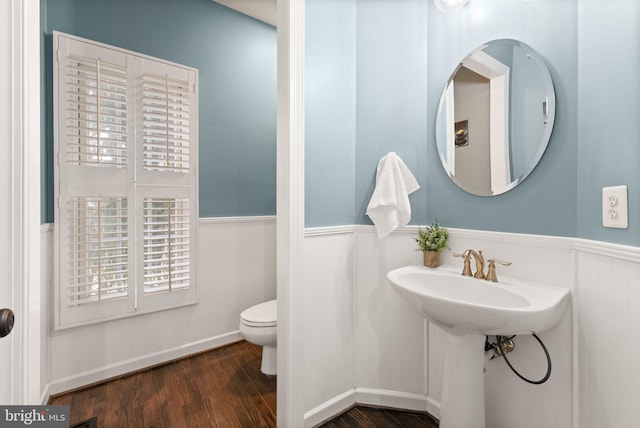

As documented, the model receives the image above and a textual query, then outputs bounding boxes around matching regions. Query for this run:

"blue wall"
[307,0,626,243]
[305,0,428,228]
[355,0,429,226]
[577,0,640,246]
[425,0,578,236]
[46,0,640,247]
[42,0,277,222]
[305,0,357,227]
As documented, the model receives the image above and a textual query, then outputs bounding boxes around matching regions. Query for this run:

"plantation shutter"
[141,73,191,173]
[54,32,198,328]
[56,37,135,327]
[135,57,197,312]
[64,54,128,168]
[143,198,191,294]
[66,196,129,303]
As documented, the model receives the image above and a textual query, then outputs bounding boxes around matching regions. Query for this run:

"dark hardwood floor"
[49,340,439,427]
[49,340,276,427]
[319,406,439,428]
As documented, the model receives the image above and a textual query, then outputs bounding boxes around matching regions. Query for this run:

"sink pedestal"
[440,333,486,428]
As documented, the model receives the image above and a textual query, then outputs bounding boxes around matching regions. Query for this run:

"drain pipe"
[484,334,552,385]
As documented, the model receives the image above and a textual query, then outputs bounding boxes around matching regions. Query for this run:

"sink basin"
[387,265,570,336]
[387,265,571,428]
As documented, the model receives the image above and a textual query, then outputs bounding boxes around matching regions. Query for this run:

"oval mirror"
[435,39,555,196]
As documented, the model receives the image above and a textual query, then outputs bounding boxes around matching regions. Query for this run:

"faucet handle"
[485,259,512,282]
[452,250,471,258]
[453,250,473,276]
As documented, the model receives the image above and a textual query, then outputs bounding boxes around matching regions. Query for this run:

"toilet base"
[261,345,277,375]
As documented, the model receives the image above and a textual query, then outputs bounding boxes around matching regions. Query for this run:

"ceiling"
[211,0,276,27]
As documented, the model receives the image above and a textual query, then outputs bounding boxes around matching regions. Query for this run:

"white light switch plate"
[602,185,628,228]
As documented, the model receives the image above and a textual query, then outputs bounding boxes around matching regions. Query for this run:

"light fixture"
[434,0,469,11]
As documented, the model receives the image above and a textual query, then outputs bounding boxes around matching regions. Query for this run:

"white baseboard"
[425,395,441,420]
[304,389,356,428]
[43,331,243,401]
[303,387,438,427]
[40,384,51,406]
[354,387,434,414]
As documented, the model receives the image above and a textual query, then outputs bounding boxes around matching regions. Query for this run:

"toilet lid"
[241,299,277,327]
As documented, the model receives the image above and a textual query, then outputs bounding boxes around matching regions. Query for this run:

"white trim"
[304,225,359,237]
[353,224,419,235]
[462,50,512,194]
[277,0,305,425]
[303,389,356,428]
[199,215,276,225]
[316,224,640,259]
[489,71,512,193]
[426,396,442,421]
[337,224,574,247]
[7,0,42,405]
[302,388,434,427]
[354,387,431,413]
[570,246,579,428]
[39,384,51,406]
[447,227,575,250]
[44,331,242,401]
[573,238,640,263]
[444,82,456,175]
[463,50,509,80]
[423,318,431,416]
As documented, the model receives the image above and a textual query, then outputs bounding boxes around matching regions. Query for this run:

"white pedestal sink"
[387,265,570,428]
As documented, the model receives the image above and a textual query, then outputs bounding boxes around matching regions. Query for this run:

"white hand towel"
[366,152,420,238]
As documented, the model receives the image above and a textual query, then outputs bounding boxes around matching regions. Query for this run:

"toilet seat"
[240,299,277,328]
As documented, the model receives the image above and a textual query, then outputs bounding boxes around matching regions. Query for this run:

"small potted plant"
[415,219,449,268]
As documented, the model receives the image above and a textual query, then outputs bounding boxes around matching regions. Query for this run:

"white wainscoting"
[301,228,356,426]
[41,216,276,400]
[354,230,431,411]
[40,220,640,427]
[574,240,640,428]
[303,225,640,428]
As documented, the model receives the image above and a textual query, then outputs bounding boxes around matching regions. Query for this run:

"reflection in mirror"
[435,39,555,196]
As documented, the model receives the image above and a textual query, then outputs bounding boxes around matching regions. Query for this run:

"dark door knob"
[0,308,15,338]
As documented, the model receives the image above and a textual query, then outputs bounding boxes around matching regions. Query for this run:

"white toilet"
[239,299,277,375]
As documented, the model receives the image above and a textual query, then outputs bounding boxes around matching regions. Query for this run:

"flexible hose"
[496,333,552,385]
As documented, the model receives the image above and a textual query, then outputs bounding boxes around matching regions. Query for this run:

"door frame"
[462,50,512,194]
[276,0,305,425]
[4,0,41,405]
